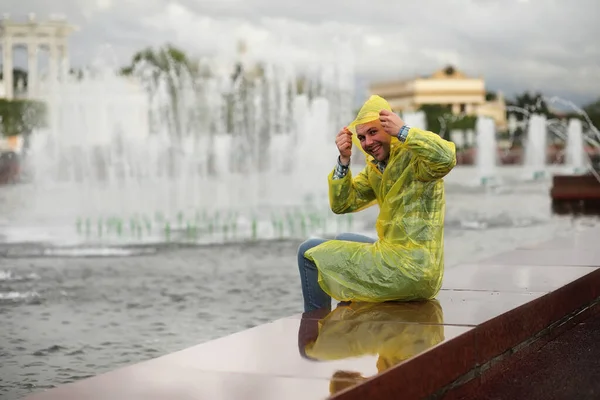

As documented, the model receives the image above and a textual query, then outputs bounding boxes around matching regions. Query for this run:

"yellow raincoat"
[305,95,456,302]
[302,301,445,394]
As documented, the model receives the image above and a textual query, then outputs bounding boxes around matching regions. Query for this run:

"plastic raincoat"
[301,301,445,395]
[305,95,456,303]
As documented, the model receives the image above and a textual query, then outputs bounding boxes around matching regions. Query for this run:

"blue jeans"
[297,232,376,312]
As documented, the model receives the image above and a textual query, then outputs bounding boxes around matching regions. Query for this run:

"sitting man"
[297,95,456,312]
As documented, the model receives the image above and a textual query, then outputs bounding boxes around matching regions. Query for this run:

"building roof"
[370,65,479,89]
[430,65,468,79]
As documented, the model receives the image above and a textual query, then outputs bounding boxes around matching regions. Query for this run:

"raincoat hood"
[347,94,401,159]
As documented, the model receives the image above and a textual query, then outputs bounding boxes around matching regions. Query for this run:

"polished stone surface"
[162,307,471,380]
[518,234,600,251]
[25,302,472,400]
[491,226,600,265]
[22,230,600,400]
[442,263,599,292]
[294,290,544,327]
[435,290,544,326]
[25,368,346,400]
[481,248,600,267]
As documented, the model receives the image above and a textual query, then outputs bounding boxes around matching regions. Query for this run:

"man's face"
[356,120,391,162]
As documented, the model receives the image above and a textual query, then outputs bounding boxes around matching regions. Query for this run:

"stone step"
[23,227,600,400]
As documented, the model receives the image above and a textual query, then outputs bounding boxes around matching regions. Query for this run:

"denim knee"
[334,232,353,241]
[334,232,376,244]
[298,238,326,259]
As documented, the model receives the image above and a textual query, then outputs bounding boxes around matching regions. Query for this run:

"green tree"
[485,91,497,101]
[507,91,552,120]
[416,104,476,141]
[0,67,29,91]
[120,44,198,77]
[0,99,46,137]
[505,91,553,147]
[582,98,600,131]
[120,44,200,139]
[418,104,449,135]
[0,99,47,155]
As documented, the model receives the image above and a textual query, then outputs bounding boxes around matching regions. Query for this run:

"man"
[297,95,456,312]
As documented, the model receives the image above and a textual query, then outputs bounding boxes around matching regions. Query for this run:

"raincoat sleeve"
[328,165,376,214]
[404,127,457,181]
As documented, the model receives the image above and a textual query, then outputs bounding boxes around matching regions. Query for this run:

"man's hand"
[335,127,352,165]
[379,109,405,137]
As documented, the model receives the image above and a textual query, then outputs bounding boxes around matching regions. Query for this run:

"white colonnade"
[0,13,76,99]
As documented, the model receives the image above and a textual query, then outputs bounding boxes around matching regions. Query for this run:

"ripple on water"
[1,246,157,258]
[0,270,41,281]
[32,345,67,357]
[125,302,152,309]
[23,361,48,368]
[0,291,42,305]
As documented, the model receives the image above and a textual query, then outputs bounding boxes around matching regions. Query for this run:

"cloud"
[2,0,600,105]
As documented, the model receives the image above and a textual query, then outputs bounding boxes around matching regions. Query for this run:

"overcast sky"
[3,0,600,106]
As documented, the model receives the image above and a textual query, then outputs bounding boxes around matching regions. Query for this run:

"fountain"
[523,114,547,180]
[8,51,355,246]
[450,130,465,150]
[465,129,475,148]
[565,118,586,174]
[475,116,497,185]
[402,110,427,130]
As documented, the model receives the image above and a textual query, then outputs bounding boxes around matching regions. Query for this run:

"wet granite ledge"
[23,229,600,400]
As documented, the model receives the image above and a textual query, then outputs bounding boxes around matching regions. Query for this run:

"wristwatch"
[397,125,410,142]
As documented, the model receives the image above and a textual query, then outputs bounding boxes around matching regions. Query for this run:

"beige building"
[369,65,507,130]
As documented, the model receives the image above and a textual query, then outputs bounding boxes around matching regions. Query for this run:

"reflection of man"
[297,301,445,395]
[297,95,456,312]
